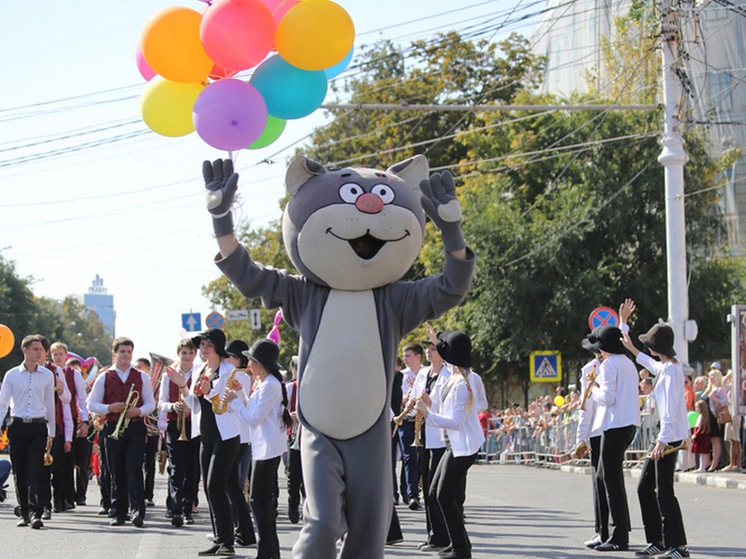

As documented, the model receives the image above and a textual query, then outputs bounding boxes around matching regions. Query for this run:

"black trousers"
[103,420,147,520]
[202,435,240,547]
[590,435,609,540]
[8,421,47,519]
[637,441,687,549]
[430,449,477,556]
[165,420,200,516]
[251,456,281,559]
[143,433,159,501]
[419,445,448,546]
[286,446,304,511]
[229,443,256,545]
[48,430,66,510]
[61,427,78,506]
[97,431,111,510]
[598,425,636,545]
[397,421,419,501]
[74,433,93,504]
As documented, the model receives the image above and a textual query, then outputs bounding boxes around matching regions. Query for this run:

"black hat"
[594,325,626,355]
[243,338,281,371]
[581,329,602,353]
[225,340,249,367]
[192,328,229,358]
[638,323,676,358]
[435,331,472,369]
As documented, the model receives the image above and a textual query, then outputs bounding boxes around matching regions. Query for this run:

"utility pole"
[658,0,694,362]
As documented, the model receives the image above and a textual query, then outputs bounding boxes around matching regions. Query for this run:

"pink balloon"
[136,42,157,82]
[179,328,188,338]
[261,0,301,25]
[209,63,239,81]
[193,78,268,151]
[200,0,275,71]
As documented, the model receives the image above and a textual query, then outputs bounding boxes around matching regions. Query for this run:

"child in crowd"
[691,400,711,473]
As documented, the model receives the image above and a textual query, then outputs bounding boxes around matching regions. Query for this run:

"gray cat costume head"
[281,155,430,290]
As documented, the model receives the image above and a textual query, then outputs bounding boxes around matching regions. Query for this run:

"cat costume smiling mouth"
[325,228,411,260]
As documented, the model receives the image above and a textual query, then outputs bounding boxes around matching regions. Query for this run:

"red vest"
[167,375,192,422]
[63,367,79,423]
[103,369,144,423]
[48,363,64,434]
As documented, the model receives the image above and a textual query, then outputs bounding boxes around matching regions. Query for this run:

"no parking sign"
[588,307,619,330]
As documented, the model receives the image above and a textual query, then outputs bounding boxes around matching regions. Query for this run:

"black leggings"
[201,435,240,546]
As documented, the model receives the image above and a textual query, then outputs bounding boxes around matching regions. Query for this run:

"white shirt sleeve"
[86,372,109,416]
[138,371,156,417]
[74,369,89,422]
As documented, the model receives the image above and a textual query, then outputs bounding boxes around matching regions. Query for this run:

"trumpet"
[43,436,54,466]
[572,440,590,459]
[413,409,423,447]
[91,414,105,432]
[645,440,688,460]
[110,385,140,440]
[177,394,189,441]
[580,364,598,412]
[213,368,241,415]
[392,401,415,438]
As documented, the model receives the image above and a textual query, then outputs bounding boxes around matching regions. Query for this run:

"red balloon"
[200,0,275,72]
[261,0,301,25]
[209,63,239,81]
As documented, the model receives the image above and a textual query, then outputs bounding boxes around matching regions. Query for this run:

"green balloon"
[687,410,699,429]
[246,115,286,150]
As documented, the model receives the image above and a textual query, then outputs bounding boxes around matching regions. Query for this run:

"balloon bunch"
[138,0,355,151]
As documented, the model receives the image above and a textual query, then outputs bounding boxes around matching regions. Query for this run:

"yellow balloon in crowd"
[140,6,214,84]
[140,77,204,137]
[553,395,565,407]
[276,0,354,71]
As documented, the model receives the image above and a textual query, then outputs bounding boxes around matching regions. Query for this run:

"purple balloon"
[193,79,268,151]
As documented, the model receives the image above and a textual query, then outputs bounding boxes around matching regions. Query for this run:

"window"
[709,72,732,113]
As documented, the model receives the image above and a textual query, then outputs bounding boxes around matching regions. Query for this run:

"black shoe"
[420,543,448,552]
[596,542,629,552]
[386,538,404,545]
[41,509,52,520]
[185,515,195,525]
[145,500,155,507]
[76,499,86,506]
[31,518,44,529]
[132,514,144,528]
[440,551,471,559]
[438,546,454,556]
[659,547,690,558]
[198,544,235,556]
[408,498,420,510]
[110,517,125,526]
[636,543,664,556]
[172,514,184,527]
[288,508,300,524]
[65,501,76,511]
[235,537,256,548]
[165,509,173,519]
[14,505,22,517]
[17,517,29,527]
[394,495,400,505]
[585,536,604,549]
[98,507,109,516]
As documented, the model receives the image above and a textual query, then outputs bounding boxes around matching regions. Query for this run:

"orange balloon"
[140,6,214,84]
[0,324,15,358]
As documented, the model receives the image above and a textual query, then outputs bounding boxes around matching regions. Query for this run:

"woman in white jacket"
[417,331,484,559]
[622,323,690,559]
[225,338,291,559]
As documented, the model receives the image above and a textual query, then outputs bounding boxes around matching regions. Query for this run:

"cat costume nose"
[356,192,383,214]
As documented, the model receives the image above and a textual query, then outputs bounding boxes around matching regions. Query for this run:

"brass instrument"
[92,414,105,432]
[145,353,173,437]
[412,409,423,447]
[645,440,688,460]
[110,384,140,440]
[43,436,54,466]
[580,364,598,412]
[572,440,590,459]
[177,394,189,441]
[392,402,414,438]
[213,368,241,415]
[157,435,168,475]
[193,366,210,397]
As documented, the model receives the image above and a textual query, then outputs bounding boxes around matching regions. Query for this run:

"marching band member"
[0,335,56,529]
[417,331,485,559]
[587,325,641,552]
[158,338,201,527]
[169,328,242,557]
[224,338,291,559]
[50,341,89,511]
[285,355,303,524]
[88,337,155,528]
[622,324,690,559]
[63,356,94,506]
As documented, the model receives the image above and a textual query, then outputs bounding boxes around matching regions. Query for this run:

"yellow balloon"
[276,0,354,71]
[140,6,213,84]
[0,324,15,359]
[553,395,565,407]
[140,77,204,137]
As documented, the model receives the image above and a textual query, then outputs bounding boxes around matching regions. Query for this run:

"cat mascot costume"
[202,154,474,559]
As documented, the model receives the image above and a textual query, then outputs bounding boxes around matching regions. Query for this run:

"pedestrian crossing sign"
[530,351,561,382]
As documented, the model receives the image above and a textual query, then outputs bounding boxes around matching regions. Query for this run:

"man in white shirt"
[87,337,155,527]
[0,335,56,528]
[398,342,423,510]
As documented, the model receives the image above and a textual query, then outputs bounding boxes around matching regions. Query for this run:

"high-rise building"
[83,274,115,334]
[531,0,746,253]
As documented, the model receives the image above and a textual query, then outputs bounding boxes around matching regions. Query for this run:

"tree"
[0,253,38,374]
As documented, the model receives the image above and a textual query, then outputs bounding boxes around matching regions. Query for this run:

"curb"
[557,463,746,490]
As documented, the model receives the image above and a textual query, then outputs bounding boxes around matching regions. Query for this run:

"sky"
[0,0,543,359]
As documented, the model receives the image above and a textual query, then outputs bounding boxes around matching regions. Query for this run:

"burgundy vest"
[47,363,64,434]
[287,379,298,437]
[103,369,144,423]
[63,367,79,422]
[167,375,192,422]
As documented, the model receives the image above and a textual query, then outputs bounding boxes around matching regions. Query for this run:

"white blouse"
[425,374,485,457]
[229,373,286,461]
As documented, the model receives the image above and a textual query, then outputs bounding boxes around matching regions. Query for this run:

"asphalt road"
[1,462,743,559]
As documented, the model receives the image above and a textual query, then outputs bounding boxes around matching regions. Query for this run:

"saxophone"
[43,436,54,466]
[212,368,241,415]
[579,364,597,412]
